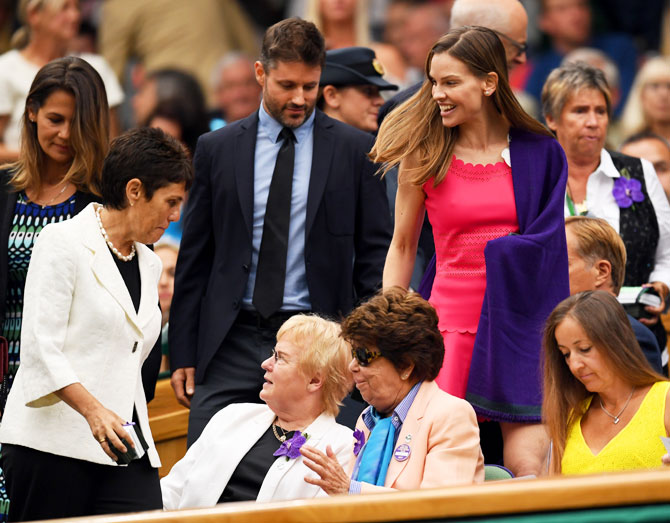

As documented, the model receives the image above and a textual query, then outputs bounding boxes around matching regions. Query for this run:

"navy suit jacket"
[627,314,663,374]
[169,109,392,382]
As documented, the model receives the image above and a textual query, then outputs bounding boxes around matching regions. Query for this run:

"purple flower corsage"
[273,431,309,461]
[612,171,644,209]
[353,429,365,456]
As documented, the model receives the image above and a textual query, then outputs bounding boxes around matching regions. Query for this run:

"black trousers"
[2,444,161,521]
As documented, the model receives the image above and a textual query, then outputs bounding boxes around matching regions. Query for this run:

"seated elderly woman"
[161,315,353,508]
[301,288,484,494]
[543,291,669,475]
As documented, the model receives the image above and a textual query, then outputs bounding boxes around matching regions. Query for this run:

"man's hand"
[171,367,196,408]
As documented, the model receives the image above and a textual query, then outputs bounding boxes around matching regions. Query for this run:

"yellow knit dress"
[562,381,670,474]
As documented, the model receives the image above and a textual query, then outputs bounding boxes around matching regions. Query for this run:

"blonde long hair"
[542,291,665,474]
[620,56,670,140]
[305,0,370,47]
[4,57,109,195]
[11,0,67,49]
[370,26,551,186]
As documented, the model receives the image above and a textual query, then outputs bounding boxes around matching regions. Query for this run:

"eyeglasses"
[351,346,382,366]
[492,30,528,59]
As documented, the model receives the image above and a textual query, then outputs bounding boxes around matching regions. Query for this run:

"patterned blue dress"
[0,192,76,520]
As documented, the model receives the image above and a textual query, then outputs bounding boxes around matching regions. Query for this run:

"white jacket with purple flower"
[161,403,353,509]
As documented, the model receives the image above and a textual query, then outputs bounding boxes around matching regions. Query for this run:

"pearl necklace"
[94,204,136,262]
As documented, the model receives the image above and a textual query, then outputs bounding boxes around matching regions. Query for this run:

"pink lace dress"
[423,156,518,398]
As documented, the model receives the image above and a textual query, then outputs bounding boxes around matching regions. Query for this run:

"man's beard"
[264,93,315,129]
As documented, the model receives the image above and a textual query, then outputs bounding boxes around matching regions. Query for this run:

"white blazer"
[0,203,162,467]
[161,403,353,509]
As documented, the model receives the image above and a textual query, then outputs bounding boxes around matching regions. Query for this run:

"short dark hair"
[260,17,326,71]
[340,287,444,381]
[621,130,670,152]
[101,127,193,210]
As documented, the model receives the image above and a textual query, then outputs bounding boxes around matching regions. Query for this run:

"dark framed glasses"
[492,30,528,59]
[351,346,382,366]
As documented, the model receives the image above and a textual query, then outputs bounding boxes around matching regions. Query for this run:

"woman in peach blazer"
[301,288,484,494]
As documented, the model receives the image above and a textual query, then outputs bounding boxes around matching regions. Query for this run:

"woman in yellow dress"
[543,290,669,475]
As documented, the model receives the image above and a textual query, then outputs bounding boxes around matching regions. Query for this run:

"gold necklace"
[28,181,70,208]
[272,418,289,442]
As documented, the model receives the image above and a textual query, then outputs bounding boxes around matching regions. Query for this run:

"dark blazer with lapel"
[169,109,392,382]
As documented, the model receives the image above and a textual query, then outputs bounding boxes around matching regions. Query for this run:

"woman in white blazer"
[0,127,193,522]
[161,315,354,509]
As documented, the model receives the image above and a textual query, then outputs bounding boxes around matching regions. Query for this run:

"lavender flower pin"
[612,172,644,209]
[273,431,309,461]
[353,429,365,456]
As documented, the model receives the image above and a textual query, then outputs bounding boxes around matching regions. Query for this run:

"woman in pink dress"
[370,26,569,476]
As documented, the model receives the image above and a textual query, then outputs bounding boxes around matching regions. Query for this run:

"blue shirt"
[242,102,314,310]
[349,381,422,494]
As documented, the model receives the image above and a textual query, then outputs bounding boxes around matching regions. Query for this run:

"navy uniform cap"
[320,47,398,91]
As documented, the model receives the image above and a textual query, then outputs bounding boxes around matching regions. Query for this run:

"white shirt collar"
[591,149,620,179]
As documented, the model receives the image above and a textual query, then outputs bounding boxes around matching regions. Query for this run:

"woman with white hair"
[620,56,670,144]
[161,315,354,508]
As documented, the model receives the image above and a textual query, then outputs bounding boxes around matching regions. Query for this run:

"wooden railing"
[32,469,670,523]
[147,378,188,478]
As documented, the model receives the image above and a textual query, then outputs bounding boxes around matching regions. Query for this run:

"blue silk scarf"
[355,408,396,486]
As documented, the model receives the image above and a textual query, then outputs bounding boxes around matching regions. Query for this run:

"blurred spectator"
[395,2,451,83]
[563,49,620,109]
[621,132,670,202]
[591,0,667,53]
[0,0,123,163]
[565,216,662,373]
[318,46,398,133]
[210,52,262,129]
[305,0,410,89]
[620,57,670,146]
[133,68,207,133]
[99,0,259,106]
[383,0,419,51]
[147,98,209,158]
[156,243,178,376]
[525,0,637,116]
[69,19,96,55]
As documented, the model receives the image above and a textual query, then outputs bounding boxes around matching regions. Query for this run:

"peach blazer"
[347,380,484,493]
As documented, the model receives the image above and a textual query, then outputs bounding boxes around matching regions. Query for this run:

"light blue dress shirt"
[242,103,314,311]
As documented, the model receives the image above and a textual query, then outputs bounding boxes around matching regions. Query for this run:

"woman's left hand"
[640,282,669,326]
[300,444,350,495]
[662,454,670,466]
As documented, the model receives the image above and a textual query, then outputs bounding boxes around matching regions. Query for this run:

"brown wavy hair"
[542,291,665,474]
[340,287,444,381]
[370,25,551,186]
[4,56,109,196]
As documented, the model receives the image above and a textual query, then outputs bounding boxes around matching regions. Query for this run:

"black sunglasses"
[492,30,528,58]
[351,346,382,366]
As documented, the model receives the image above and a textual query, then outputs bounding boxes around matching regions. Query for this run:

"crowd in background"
[1,0,670,520]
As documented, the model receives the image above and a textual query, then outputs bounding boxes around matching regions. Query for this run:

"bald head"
[450,0,528,70]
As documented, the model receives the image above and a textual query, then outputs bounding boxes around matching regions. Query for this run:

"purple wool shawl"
[420,128,570,422]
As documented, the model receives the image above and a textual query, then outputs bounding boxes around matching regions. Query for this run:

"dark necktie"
[253,127,296,319]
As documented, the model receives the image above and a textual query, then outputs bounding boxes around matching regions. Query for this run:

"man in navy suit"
[169,18,391,444]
